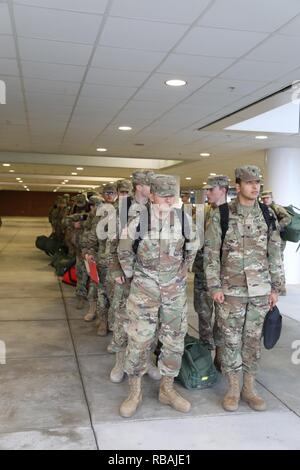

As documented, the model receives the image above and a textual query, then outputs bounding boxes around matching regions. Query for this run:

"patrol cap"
[75,194,87,207]
[180,189,190,196]
[89,195,102,206]
[150,174,177,197]
[63,193,70,199]
[261,190,273,198]
[203,175,229,190]
[132,170,154,186]
[235,165,262,182]
[102,182,117,193]
[117,179,132,192]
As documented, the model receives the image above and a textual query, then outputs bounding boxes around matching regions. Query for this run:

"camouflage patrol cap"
[151,174,177,197]
[180,189,190,196]
[75,194,87,207]
[132,170,154,186]
[261,190,273,198]
[117,179,132,192]
[102,182,117,193]
[235,165,262,182]
[89,195,102,206]
[63,193,70,199]
[203,175,229,189]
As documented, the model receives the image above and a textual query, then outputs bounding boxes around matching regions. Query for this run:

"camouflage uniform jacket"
[193,204,214,273]
[118,206,199,282]
[204,198,283,297]
[271,203,292,231]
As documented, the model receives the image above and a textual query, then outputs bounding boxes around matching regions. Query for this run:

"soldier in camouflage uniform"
[261,190,292,295]
[70,213,89,310]
[118,174,199,418]
[193,175,229,372]
[204,166,283,413]
[109,172,161,383]
[180,189,191,205]
[85,183,118,336]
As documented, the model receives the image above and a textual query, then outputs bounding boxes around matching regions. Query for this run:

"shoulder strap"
[259,202,276,232]
[219,203,229,245]
[132,202,151,254]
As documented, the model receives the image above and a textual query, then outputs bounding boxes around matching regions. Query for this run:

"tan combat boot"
[159,376,191,413]
[84,301,97,322]
[146,356,161,381]
[119,376,142,418]
[110,351,125,383]
[97,318,108,336]
[222,372,240,412]
[76,296,85,310]
[241,373,266,411]
[214,346,222,373]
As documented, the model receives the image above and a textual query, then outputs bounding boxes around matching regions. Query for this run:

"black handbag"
[263,306,282,349]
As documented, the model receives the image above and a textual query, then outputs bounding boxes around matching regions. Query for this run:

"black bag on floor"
[35,233,62,256]
[263,306,282,350]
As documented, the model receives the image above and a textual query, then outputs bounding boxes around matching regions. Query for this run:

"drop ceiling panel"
[100,17,188,52]
[0,3,12,35]
[143,73,209,93]
[14,4,102,43]
[91,46,165,72]
[18,37,93,66]
[86,67,149,87]
[80,83,137,100]
[175,27,268,57]
[133,88,189,104]
[0,58,19,76]
[198,0,300,33]
[221,59,297,81]
[158,53,235,77]
[23,77,81,95]
[21,60,86,81]
[0,35,16,58]
[200,78,267,95]
[110,0,212,24]
[14,0,109,14]
[25,91,76,107]
[246,34,300,63]
[279,15,300,36]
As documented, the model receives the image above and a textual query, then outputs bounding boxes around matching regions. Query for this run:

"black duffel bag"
[263,306,282,350]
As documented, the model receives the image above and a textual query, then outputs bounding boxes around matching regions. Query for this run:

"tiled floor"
[0,217,299,450]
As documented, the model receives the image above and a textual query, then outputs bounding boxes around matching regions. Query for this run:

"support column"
[265,148,300,284]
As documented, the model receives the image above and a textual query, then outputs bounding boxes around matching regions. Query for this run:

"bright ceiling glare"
[2,163,11,167]
[255,135,268,140]
[118,126,132,131]
[64,180,69,183]
[9,169,15,173]
[97,148,107,152]
[165,79,187,87]
[71,172,77,176]
[200,153,211,157]
[76,167,84,171]
[185,177,192,181]
[210,173,217,176]
[16,178,21,180]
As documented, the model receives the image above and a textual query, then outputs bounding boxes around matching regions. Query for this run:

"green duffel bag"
[281,205,300,243]
[176,334,218,390]
[51,249,76,277]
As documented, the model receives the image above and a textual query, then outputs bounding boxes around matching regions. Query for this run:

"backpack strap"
[259,202,277,233]
[219,203,229,251]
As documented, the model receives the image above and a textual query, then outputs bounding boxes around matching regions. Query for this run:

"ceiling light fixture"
[2,163,11,167]
[71,172,77,176]
[210,173,217,176]
[76,167,84,170]
[200,153,211,157]
[97,148,107,152]
[9,169,15,173]
[255,135,268,140]
[185,177,192,181]
[165,79,187,87]
[16,178,21,180]
[118,126,132,131]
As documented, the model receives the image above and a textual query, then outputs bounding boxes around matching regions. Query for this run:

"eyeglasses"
[104,191,116,196]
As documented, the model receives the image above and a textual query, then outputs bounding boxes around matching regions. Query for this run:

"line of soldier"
[47,165,287,418]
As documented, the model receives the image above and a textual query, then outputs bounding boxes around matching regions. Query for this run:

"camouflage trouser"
[96,265,114,329]
[75,257,89,298]
[194,272,222,348]
[110,279,131,352]
[124,273,188,378]
[280,240,286,294]
[87,281,97,303]
[218,295,269,375]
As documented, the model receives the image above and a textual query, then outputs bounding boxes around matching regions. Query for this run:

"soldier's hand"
[212,291,225,304]
[85,254,95,263]
[115,276,125,285]
[268,292,278,309]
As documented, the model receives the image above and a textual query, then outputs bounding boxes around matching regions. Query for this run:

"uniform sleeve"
[84,217,99,258]
[184,216,200,269]
[117,213,141,279]
[268,214,284,294]
[274,205,292,230]
[203,209,223,295]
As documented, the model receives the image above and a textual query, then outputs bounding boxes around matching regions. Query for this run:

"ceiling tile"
[19,37,93,66]
[86,67,149,87]
[175,27,268,58]
[0,58,19,75]
[279,15,300,36]
[0,35,16,58]
[13,0,109,14]
[199,78,266,95]
[198,0,300,32]
[158,53,235,77]
[25,91,76,107]
[21,60,86,82]
[109,0,212,24]
[14,4,102,44]
[247,34,300,63]
[23,77,81,95]
[100,17,188,52]
[91,46,165,72]
[133,88,187,104]
[144,73,209,92]
[0,4,13,35]
[80,83,138,101]
[221,59,297,81]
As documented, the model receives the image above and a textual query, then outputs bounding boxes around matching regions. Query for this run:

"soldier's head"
[261,190,273,206]
[89,194,102,215]
[75,194,87,209]
[57,196,66,209]
[180,189,190,204]
[117,179,132,200]
[150,174,177,210]
[203,175,229,205]
[102,183,117,204]
[235,165,261,201]
[132,170,154,200]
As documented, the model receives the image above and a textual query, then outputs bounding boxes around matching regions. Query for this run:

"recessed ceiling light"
[62,182,66,185]
[165,79,187,87]
[210,173,217,176]
[64,180,69,183]
[71,172,77,176]
[16,178,21,180]
[110,181,114,184]
[203,182,207,185]
[9,169,15,173]
[103,183,107,186]
[118,126,132,131]
[255,135,268,140]
[2,163,11,167]
[185,177,192,181]
[97,148,107,152]
[18,180,23,183]
[26,189,30,192]
[200,153,211,157]
[76,167,84,170]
